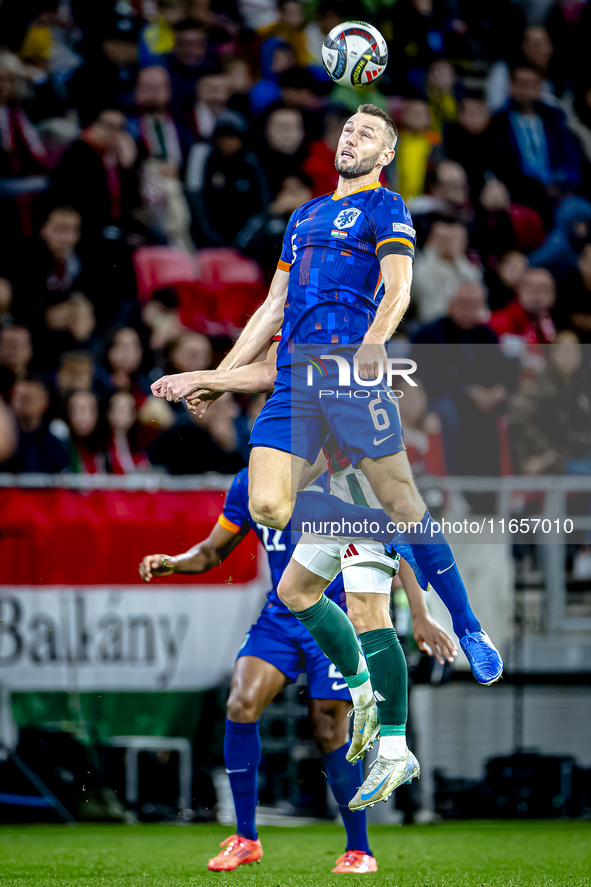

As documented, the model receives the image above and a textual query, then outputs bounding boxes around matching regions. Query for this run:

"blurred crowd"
[1,0,591,481]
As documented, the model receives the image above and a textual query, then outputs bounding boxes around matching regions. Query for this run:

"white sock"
[349,678,374,711]
[379,735,408,759]
[349,654,374,709]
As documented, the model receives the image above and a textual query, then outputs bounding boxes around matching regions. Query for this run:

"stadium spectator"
[64,389,107,473]
[139,288,186,355]
[259,106,307,196]
[139,0,187,67]
[302,106,348,197]
[394,98,440,203]
[411,220,482,323]
[4,206,82,326]
[554,240,591,342]
[99,325,151,404]
[410,160,474,247]
[425,59,457,136]
[148,392,246,474]
[0,51,50,241]
[235,173,312,276]
[439,96,493,204]
[1,378,68,473]
[67,19,141,124]
[257,0,307,66]
[55,351,95,401]
[165,20,217,113]
[192,72,233,139]
[507,330,591,476]
[528,195,591,284]
[387,0,448,83]
[485,249,529,312]
[489,64,583,224]
[164,331,213,375]
[50,110,141,236]
[397,377,447,477]
[0,394,17,465]
[249,38,296,116]
[185,113,269,244]
[0,325,33,400]
[412,282,515,478]
[128,66,188,167]
[0,277,12,328]
[472,179,544,273]
[490,267,556,344]
[106,389,151,474]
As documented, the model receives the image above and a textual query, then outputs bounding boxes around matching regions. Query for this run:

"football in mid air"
[322,21,388,88]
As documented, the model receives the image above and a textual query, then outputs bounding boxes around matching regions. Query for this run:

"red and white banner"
[0,489,268,691]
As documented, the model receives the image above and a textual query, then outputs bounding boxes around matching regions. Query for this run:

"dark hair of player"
[356,103,398,150]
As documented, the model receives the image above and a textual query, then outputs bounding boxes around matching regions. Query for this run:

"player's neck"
[335,171,381,197]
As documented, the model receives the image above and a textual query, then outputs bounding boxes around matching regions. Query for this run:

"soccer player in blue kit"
[139,468,455,873]
[153,104,503,807]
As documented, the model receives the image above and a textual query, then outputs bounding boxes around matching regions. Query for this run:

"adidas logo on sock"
[343,544,360,559]
[374,690,386,702]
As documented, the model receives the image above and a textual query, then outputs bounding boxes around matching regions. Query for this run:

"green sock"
[291,595,362,681]
[359,628,407,731]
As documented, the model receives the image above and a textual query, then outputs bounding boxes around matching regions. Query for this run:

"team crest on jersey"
[333,208,362,230]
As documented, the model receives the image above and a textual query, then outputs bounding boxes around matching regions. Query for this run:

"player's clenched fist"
[139,554,175,582]
[353,342,387,380]
[151,372,198,402]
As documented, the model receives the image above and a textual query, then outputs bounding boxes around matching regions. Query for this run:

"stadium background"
[0,0,591,841]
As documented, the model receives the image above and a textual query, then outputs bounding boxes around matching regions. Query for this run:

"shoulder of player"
[369,186,407,211]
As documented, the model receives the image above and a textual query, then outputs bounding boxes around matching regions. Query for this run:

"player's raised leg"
[248,446,311,529]
[308,698,377,874]
[360,452,503,686]
[340,550,419,811]
[277,555,379,764]
[208,655,285,872]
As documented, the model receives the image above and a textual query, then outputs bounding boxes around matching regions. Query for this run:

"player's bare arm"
[151,272,287,402]
[355,253,413,380]
[139,521,248,581]
[399,559,457,665]
[185,342,279,415]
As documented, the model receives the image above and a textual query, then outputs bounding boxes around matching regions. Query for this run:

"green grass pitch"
[0,821,589,887]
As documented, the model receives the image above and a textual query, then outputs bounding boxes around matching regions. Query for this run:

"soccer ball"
[322,21,388,88]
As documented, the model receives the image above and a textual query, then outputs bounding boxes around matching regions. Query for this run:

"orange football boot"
[207,835,263,871]
[332,850,378,873]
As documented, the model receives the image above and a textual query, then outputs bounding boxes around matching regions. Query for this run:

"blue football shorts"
[249,357,405,468]
[236,607,351,701]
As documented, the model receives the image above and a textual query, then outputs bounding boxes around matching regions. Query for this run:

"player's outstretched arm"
[185,342,278,415]
[138,521,248,582]
[151,271,288,402]
[355,254,413,379]
[399,558,457,665]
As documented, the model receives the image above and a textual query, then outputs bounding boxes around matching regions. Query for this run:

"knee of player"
[277,577,297,609]
[248,495,290,530]
[386,493,425,526]
[226,690,260,723]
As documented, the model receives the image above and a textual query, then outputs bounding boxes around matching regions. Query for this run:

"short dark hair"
[356,103,398,150]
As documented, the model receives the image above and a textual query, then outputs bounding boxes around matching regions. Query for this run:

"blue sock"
[322,744,371,855]
[404,512,481,638]
[224,719,260,840]
[286,491,391,541]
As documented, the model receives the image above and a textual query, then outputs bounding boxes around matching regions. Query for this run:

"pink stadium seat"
[133,246,198,302]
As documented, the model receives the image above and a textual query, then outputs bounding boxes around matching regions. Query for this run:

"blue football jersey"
[276,182,415,368]
[220,468,345,614]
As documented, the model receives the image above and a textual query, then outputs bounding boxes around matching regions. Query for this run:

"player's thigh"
[227,655,287,723]
[277,553,331,611]
[358,450,425,524]
[249,446,310,527]
[308,698,351,755]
